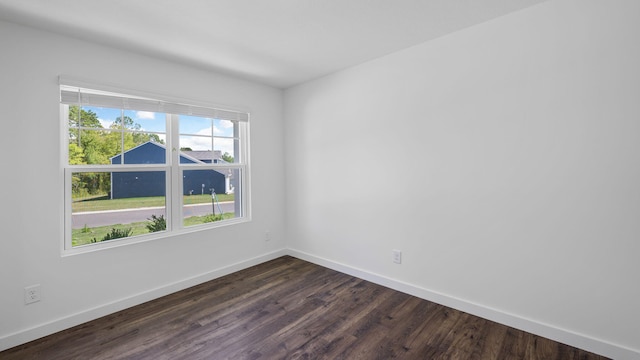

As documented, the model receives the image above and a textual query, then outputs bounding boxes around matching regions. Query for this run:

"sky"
[84,106,236,157]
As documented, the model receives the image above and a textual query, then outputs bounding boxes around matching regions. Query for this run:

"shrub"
[146,214,166,232]
[203,214,224,223]
[92,227,133,243]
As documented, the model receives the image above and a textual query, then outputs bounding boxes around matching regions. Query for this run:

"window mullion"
[120,109,125,164]
[169,114,182,231]
[233,121,242,216]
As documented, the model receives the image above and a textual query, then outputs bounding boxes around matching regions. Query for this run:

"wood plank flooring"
[0,256,609,360]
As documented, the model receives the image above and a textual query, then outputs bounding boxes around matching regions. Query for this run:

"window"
[60,78,250,253]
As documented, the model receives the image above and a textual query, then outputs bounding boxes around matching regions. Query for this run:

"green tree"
[68,106,111,198]
[69,109,165,198]
[112,115,135,130]
[111,116,163,149]
[68,106,108,164]
[68,143,85,165]
[68,106,101,130]
[222,152,234,163]
[82,133,110,164]
[134,131,162,144]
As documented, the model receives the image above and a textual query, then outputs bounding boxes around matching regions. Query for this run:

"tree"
[112,115,135,130]
[111,115,164,148]
[68,106,103,154]
[68,108,166,198]
[68,106,101,130]
[134,131,163,144]
[222,152,234,163]
[68,143,85,165]
[68,106,111,198]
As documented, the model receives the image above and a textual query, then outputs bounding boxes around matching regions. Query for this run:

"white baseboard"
[0,249,288,352]
[287,248,640,360]
[3,248,638,359]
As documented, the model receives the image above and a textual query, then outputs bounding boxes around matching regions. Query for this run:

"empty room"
[0,0,638,359]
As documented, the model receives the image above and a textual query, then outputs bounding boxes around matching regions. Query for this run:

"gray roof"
[182,150,222,162]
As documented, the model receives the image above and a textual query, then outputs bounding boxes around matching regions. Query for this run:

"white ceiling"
[0,0,546,88]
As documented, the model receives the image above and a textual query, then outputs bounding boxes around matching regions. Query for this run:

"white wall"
[285,0,640,358]
[0,20,285,350]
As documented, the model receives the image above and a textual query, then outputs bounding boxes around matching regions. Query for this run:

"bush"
[146,215,166,232]
[91,227,132,243]
[203,214,224,223]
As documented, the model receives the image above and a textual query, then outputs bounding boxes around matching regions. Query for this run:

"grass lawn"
[72,212,236,247]
[73,194,234,212]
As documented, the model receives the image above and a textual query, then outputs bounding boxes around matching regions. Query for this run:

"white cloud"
[98,118,113,128]
[196,127,211,136]
[182,136,210,150]
[180,133,234,156]
[136,111,156,119]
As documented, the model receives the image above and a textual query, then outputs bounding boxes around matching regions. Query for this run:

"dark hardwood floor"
[0,256,608,360]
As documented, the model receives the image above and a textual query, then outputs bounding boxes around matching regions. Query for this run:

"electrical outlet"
[24,284,41,304]
[264,231,271,242]
[392,249,402,264]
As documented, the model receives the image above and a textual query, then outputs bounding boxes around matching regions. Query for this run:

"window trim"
[60,77,251,256]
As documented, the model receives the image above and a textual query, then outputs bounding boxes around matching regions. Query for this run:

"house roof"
[182,150,223,163]
[110,141,204,164]
[110,141,230,173]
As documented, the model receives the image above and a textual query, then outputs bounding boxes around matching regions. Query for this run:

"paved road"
[72,202,235,228]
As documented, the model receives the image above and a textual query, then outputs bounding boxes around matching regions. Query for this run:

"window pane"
[213,137,237,163]
[179,115,212,136]
[68,106,167,165]
[179,116,239,164]
[119,140,167,165]
[71,171,167,247]
[122,109,167,134]
[66,106,102,129]
[180,135,211,152]
[182,168,241,227]
[68,128,111,165]
[213,119,237,163]
[179,115,213,155]
[214,119,235,138]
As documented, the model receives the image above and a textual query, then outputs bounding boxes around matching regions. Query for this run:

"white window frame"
[60,77,251,255]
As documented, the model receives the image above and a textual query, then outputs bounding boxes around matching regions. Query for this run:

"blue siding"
[111,142,166,164]
[111,171,166,199]
[110,142,225,199]
[183,169,226,196]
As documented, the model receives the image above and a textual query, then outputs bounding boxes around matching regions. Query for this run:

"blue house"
[110,142,228,199]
